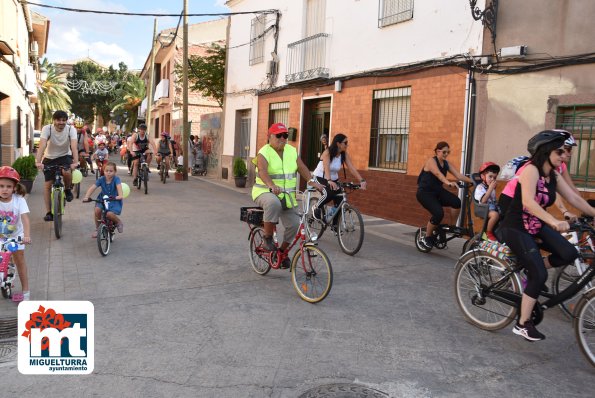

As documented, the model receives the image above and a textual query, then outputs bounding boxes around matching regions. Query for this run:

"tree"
[177,43,225,107]
[110,74,145,132]
[37,58,71,124]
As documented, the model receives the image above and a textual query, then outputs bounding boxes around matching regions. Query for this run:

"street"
[0,165,592,397]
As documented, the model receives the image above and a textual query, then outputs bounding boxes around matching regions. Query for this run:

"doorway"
[301,98,331,170]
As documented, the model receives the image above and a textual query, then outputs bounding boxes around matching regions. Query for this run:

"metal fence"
[378,0,414,28]
[556,106,595,189]
[285,33,330,83]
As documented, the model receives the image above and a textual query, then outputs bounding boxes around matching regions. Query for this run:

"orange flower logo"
[21,305,72,350]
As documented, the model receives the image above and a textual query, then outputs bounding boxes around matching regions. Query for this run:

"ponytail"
[15,183,27,197]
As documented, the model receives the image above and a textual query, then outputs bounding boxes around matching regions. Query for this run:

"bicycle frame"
[0,238,19,294]
[47,166,65,216]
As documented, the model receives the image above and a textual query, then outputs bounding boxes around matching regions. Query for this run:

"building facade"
[0,1,49,164]
[223,0,485,225]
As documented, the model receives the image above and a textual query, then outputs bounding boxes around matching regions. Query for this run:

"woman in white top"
[311,133,367,221]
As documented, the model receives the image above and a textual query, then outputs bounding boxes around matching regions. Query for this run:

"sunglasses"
[554,148,566,156]
[441,150,451,154]
[275,133,289,139]
[342,141,348,145]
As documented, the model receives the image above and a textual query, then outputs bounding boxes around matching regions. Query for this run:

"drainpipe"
[458,69,476,227]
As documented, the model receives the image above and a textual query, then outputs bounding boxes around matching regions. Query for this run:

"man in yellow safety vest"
[252,123,319,268]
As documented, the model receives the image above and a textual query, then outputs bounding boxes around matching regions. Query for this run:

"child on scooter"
[0,167,30,301]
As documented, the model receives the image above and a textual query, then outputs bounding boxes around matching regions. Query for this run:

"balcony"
[285,33,330,83]
[153,79,169,102]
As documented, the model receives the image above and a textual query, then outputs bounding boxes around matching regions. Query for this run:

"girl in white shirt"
[0,167,31,301]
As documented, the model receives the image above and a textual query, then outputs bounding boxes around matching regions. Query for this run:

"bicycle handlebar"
[83,195,118,203]
[568,218,595,235]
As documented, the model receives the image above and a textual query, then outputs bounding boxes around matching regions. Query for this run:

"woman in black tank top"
[416,141,473,248]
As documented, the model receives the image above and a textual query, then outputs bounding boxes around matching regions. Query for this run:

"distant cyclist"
[129,124,155,185]
[156,132,174,173]
[35,110,79,221]
[416,141,473,248]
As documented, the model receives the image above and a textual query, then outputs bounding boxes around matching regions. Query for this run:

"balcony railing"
[286,33,330,83]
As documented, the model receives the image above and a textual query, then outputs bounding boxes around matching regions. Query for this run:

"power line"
[22,1,278,17]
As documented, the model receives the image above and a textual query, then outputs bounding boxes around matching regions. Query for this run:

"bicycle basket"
[240,207,264,225]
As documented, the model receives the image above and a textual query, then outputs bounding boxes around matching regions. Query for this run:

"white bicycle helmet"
[565,133,577,147]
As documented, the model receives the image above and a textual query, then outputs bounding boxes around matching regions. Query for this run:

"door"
[300,98,330,190]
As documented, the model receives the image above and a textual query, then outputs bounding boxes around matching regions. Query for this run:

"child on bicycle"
[92,137,109,177]
[474,162,501,241]
[0,167,30,302]
[83,162,124,238]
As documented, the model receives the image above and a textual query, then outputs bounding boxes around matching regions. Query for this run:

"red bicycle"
[241,190,333,303]
[0,238,20,299]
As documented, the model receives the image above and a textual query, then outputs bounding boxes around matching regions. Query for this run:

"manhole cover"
[0,342,18,363]
[0,317,17,340]
[299,383,389,398]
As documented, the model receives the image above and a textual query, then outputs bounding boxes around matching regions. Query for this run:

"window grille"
[369,87,411,170]
[378,0,414,28]
[556,105,595,189]
[269,102,289,127]
[249,14,265,65]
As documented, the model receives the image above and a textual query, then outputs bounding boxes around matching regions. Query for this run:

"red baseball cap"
[268,123,288,136]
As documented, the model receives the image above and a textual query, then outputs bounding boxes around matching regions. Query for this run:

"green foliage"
[110,75,145,132]
[12,155,39,180]
[233,157,247,177]
[176,43,225,107]
[37,58,72,124]
[176,165,185,173]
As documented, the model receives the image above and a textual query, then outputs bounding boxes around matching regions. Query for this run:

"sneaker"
[422,235,435,248]
[117,223,124,233]
[486,232,498,241]
[262,236,276,252]
[513,319,546,341]
[280,256,291,269]
[44,212,53,222]
[65,189,74,202]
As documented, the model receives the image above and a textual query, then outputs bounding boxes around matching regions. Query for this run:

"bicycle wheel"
[305,197,326,240]
[414,227,432,253]
[95,168,99,180]
[552,262,592,319]
[462,233,482,254]
[336,204,364,255]
[53,191,62,239]
[291,245,333,303]
[574,289,595,367]
[74,182,80,199]
[248,227,271,275]
[96,224,110,256]
[143,166,149,194]
[454,250,521,330]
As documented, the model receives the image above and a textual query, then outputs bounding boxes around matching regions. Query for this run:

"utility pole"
[147,19,158,137]
[182,0,189,180]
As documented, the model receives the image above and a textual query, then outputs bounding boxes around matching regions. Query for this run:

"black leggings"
[313,176,341,209]
[416,188,461,225]
[499,224,578,299]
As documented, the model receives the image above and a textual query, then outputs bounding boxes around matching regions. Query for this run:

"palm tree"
[37,58,71,124]
[111,75,145,132]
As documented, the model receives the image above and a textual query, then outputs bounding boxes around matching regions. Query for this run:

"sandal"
[44,212,53,222]
[12,291,29,302]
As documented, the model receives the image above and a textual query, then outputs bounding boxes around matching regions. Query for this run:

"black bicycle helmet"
[527,129,570,156]
[138,124,147,130]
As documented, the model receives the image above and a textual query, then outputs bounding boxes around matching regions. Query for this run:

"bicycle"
[0,237,20,299]
[95,155,106,180]
[158,155,170,184]
[551,216,594,318]
[83,195,117,256]
[241,189,333,303]
[44,165,67,239]
[134,152,149,194]
[415,179,485,255]
[453,218,595,367]
[305,182,365,255]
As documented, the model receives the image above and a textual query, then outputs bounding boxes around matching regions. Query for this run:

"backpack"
[499,156,530,180]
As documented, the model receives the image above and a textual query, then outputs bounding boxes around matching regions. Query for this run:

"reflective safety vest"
[252,144,298,208]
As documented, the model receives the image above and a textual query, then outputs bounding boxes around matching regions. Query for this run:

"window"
[369,87,411,170]
[556,105,595,189]
[378,0,414,28]
[268,102,289,127]
[249,14,265,65]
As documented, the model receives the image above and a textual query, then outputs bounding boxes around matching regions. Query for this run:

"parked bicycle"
[453,218,595,367]
[0,237,20,299]
[44,165,67,239]
[241,189,333,303]
[415,180,484,254]
[305,182,365,255]
[135,152,149,194]
[83,195,118,256]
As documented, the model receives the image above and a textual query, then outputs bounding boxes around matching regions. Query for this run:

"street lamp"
[39,67,48,82]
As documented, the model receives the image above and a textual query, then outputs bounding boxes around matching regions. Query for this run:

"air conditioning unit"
[266,60,278,75]
[500,45,528,57]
